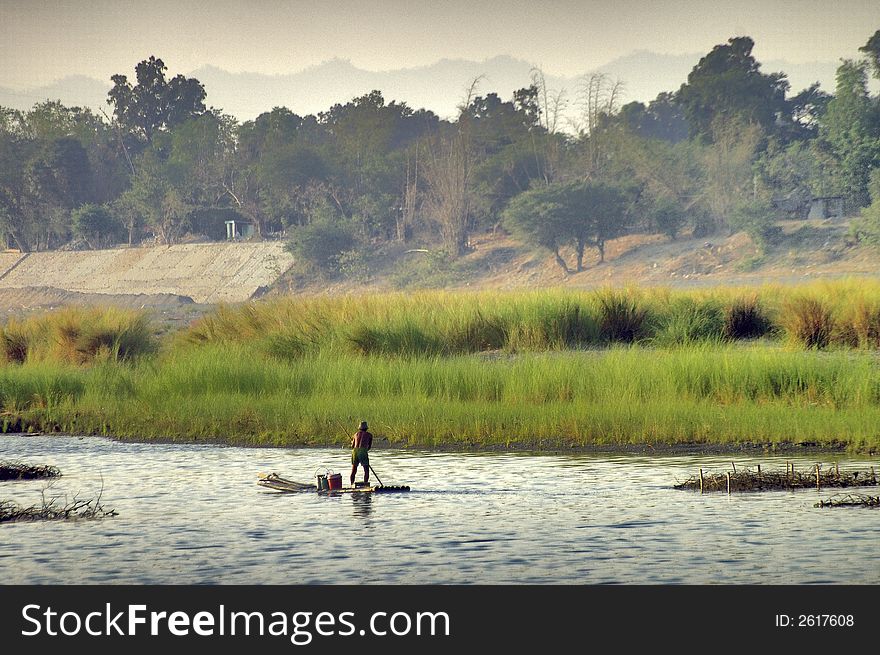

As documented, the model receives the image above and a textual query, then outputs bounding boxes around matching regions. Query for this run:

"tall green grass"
[176,280,880,356]
[5,343,880,449]
[4,281,880,449]
[1,307,157,364]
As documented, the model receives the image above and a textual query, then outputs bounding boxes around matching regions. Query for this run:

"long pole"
[369,464,384,488]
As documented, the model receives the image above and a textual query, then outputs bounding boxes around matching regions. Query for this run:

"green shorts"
[351,447,370,467]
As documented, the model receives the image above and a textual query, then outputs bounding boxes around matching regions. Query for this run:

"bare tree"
[398,143,420,242]
[702,118,763,230]
[528,67,568,186]
[424,77,482,256]
[529,67,568,135]
[573,73,626,178]
[425,130,472,256]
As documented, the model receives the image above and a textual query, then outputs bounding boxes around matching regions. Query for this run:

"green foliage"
[701,119,763,230]
[676,37,790,141]
[729,200,782,250]
[1,307,157,365]
[502,180,630,272]
[286,206,358,276]
[755,139,834,213]
[2,37,880,271]
[0,364,87,411]
[849,168,880,245]
[71,203,125,248]
[7,284,880,448]
[818,60,880,210]
[335,249,374,283]
[108,56,207,142]
[649,197,688,240]
[502,183,570,270]
[388,250,460,289]
[7,341,880,449]
[859,29,880,81]
[652,297,725,346]
[347,321,444,357]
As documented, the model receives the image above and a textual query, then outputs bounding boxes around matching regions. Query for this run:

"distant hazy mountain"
[0,53,841,124]
[0,75,113,115]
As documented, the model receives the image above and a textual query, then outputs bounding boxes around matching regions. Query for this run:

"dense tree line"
[1,34,879,276]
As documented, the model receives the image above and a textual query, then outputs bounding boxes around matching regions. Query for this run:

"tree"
[423,81,482,257]
[618,93,689,143]
[27,137,92,211]
[850,168,880,244]
[108,56,206,143]
[571,182,631,265]
[466,89,553,228]
[425,127,472,256]
[819,60,880,210]
[167,112,238,210]
[786,83,832,139]
[0,125,35,250]
[729,199,781,251]
[118,149,189,245]
[677,37,789,141]
[755,138,836,215]
[12,136,94,250]
[575,73,626,177]
[649,197,688,240]
[71,203,125,248]
[700,119,763,231]
[525,69,568,185]
[503,180,630,273]
[503,183,572,272]
[859,29,880,80]
[285,200,357,275]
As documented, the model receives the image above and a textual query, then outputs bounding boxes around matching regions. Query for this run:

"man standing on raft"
[350,421,373,486]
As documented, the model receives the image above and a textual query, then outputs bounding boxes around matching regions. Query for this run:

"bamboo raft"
[815,494,880,508]
[674,462,878,493]
[258,472,410,494]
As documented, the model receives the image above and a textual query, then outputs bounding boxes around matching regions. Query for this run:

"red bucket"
[327,473,342,490]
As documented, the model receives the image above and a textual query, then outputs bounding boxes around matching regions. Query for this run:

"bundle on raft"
[0,497,117,523]
[815,494,880,508]
[674,463,878,493]
[0,461,61,481]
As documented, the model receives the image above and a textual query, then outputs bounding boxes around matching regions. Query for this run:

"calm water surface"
[1,435,878,584]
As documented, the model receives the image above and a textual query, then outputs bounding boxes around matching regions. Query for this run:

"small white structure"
[225,219,256,240]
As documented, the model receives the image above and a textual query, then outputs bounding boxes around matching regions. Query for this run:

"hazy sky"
[1,0,878,88]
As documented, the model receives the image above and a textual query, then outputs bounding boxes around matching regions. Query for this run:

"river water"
[1,434,878,584]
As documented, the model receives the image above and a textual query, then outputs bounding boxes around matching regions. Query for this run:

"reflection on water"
[1,435,879,584]
[351,493,374,520]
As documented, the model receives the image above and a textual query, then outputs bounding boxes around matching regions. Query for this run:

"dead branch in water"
[815,494,880,508]
[0,480,116,523]
[0,461,61,481]
[675,463,878,493]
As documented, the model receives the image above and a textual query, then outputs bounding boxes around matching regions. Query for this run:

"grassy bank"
[3,344,880,451]
[3,282,880,451]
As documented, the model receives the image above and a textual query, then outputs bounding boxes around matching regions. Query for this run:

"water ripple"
[2,435,879,584]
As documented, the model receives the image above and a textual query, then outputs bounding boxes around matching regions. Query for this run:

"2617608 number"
[798,615,853,627]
